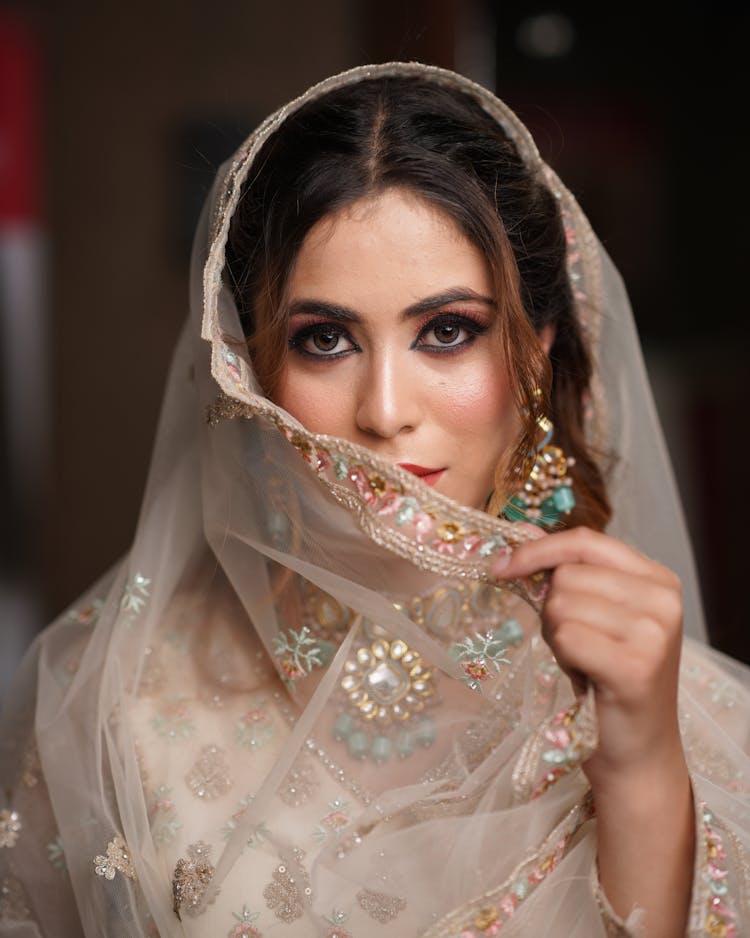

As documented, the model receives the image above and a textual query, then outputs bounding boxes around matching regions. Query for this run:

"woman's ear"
[538,323,556,356]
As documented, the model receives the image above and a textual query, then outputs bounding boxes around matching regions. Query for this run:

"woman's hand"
[493,526,694,936]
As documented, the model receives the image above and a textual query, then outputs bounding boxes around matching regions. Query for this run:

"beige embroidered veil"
[2,62,749,938]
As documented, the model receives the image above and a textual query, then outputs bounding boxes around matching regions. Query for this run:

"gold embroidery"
[172,841,217,919]
[356,887,407,923]
[263,847,312,923]
[0,810,21,849]
[93,833,136,881]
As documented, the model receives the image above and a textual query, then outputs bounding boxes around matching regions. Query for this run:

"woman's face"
[275,188,520,511]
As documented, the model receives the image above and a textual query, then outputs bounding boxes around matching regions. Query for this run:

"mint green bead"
[317,640,336,666]
[552,485,576,513]
[333,712,354,740]
[396,731,415,757]
[414,716,436,748]
[371,736,392,763]
[347,731,369,759]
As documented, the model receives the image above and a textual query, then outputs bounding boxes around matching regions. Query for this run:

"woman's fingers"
[494,527,677,588]
[547,564,683,626]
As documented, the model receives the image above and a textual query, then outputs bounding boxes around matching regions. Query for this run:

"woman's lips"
[398,463,446,487]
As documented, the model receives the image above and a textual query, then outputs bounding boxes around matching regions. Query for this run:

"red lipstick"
[398,463,446,487]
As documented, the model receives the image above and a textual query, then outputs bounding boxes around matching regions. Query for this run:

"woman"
[1,62,747,937]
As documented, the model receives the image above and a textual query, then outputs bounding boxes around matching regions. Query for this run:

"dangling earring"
[503,415,576,527]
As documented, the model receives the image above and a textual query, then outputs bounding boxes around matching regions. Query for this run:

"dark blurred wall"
[6,0,361,622]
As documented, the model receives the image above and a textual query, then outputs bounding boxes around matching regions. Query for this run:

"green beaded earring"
[503,416,576,527]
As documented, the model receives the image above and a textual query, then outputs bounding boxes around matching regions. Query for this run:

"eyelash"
[288,312,490,360]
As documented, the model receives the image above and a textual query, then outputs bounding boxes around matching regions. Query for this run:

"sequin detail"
[356,888,406,923]
[701,808,738,938]
[263,847,312,923]
[273,626,324,683]
[228,904,263,937]
[172,841,218,920]
[0,810,21,848]
[93,833,136,881]
[186,744,233,799]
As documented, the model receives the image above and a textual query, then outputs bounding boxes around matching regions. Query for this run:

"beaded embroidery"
[701,808,738,938]
[422,796,594,937]
[186,744,233,799]
[0,810,21,849]
[278,757,319,807]
[172,841,218,919]
[93,833,136,881]
[263,847,312,923]
[356,888,406,923]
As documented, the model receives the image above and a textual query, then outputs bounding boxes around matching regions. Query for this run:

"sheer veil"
[3,63,748,938]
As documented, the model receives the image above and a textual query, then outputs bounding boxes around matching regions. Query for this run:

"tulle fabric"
[1,63,748,938]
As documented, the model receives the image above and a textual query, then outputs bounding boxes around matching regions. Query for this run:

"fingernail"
[491,550,511,577]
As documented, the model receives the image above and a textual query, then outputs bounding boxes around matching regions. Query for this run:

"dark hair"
[225,76,610,530]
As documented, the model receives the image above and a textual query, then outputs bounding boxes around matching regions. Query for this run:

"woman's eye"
[417,315,487,350]
[289,324,357,358]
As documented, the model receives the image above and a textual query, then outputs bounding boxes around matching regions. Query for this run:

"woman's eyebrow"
[402,288,495,318]
[288,288,495,322]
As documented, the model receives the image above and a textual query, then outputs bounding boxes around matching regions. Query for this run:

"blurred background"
[1,1,748,701]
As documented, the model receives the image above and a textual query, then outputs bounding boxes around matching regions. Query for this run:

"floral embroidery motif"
[356,888,406,923]
[64,599,103,625]
[151,697,196,741]
[278,757,319,807]
[324,909,353,938]
[47,835,66,872]
[236,704,275,751]
[273,626,324,683]
[701,808,737,938]
[313,799,352,843]
[263,847,312,923]
[451,630,510,691]
[531,696,596,799]
[172,841,218,920]
[93,833,136,881]
[148,785,182,845]
[229,904,263,937]
[0,810,21,848]
[186,744,233,800]
[121,572,151,614]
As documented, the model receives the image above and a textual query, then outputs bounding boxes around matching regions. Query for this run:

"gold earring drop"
[503,416,576,527]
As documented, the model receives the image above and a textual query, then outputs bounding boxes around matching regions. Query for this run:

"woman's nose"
[355,351,417,439]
